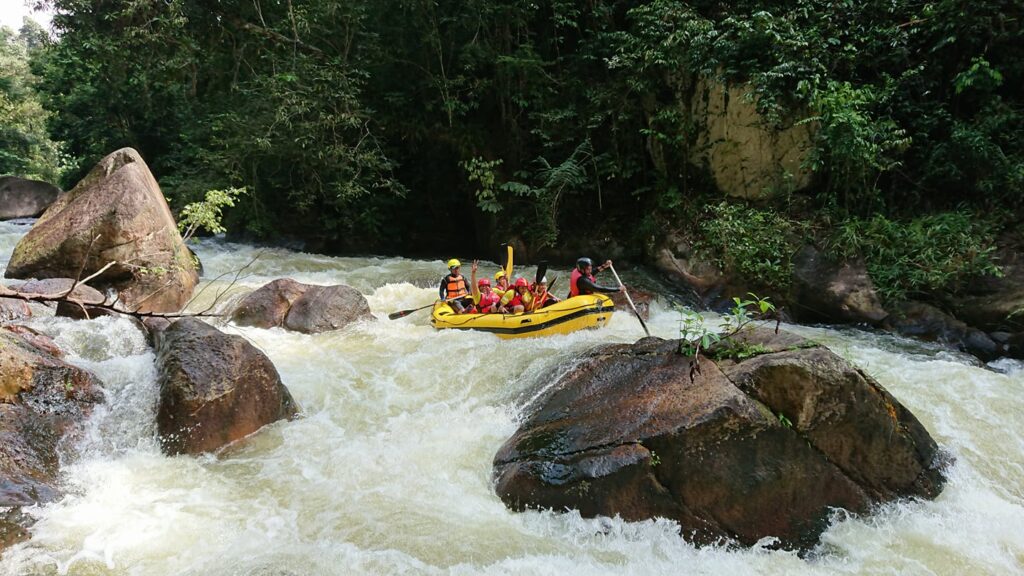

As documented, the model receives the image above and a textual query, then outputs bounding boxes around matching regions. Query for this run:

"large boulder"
[230,279,373,334]
[690,78,815,200]
[653,233,744,301]
[789,245,888,325]
[4,148,199,314]
[884,301,1001,361]
[493,327,945,550]
[0,329,105,553]
[230,278,309,329]
[155,318,297,455]
[0,176,61,220]
[946,232,1024,333]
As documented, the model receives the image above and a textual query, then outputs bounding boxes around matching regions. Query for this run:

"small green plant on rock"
[649,450,661,468]
[679,294,778,380]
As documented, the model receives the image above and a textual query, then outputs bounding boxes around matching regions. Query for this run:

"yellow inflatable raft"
[431,294,615,338]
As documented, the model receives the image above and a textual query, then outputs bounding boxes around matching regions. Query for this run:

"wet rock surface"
[4,148,199,313]
[790,246,888,326]
[155,318,297,455]
[231,279,373,333]
[493,327,945,550]
[0,330,105,554]
[0,177,61,220]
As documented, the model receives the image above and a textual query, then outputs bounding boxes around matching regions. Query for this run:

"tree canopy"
[3,0,1022,266]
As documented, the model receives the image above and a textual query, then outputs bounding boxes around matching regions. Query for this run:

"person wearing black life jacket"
[440,258,474,313]
[568,257,624,299]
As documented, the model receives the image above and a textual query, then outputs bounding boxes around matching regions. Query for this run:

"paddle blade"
[388,309,414,320]
[535,261,548,285]
[502,243,514,280]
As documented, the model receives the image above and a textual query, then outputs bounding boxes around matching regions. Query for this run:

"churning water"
[0,221,1022,575]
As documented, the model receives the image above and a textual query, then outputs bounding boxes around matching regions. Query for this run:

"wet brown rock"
[231,279,373,334]
[4,148,199,313]
[230,278,308,329]
[0,176,61,220]
[155,318,297,455]
[790,245,888,325]
[947,232,1024,333]
[2,326,62,359]
[0,507,32,552]
[493,328,945,550]
[884,301,1000,361]
[0,298,31,323]
[284,285,374,333]
[0,329,104,549]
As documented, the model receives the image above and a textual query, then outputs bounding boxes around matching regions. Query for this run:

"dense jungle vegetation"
[1,0,1021,300]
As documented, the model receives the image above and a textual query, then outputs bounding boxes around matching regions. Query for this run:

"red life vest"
[508,289,529,309]
[569,268,596,297]
[478,290,501,311]
[446,274,469,299]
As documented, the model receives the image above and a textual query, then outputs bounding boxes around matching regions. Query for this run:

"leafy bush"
[827,212,1002,301]
[698,202,801,289]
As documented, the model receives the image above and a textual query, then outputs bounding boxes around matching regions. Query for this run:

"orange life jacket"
[446,275,469,299]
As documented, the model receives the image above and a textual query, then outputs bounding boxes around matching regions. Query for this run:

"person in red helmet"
[470,260,501,313]
[502,277,532,314]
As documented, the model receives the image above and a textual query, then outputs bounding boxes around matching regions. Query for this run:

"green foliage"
[21,0,1024,260]
[178,187,246,241]
[0,22,64,182]
[698,202,800,289]
[828,212,1002,301]
[461,157,505,214]
[649,450,661,468]
[777,412,793,429]
[678,293,776,359]
[803,80,910,214]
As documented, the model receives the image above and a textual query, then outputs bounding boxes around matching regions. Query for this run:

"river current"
[0,220,1021,575]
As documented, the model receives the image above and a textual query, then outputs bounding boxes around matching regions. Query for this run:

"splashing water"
[0,222,1022,575]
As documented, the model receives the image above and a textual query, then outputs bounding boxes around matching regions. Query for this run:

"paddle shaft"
[608,264,651,337]
[388,295,466,320]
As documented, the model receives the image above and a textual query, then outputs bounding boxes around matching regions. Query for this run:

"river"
[0,221,1022,575]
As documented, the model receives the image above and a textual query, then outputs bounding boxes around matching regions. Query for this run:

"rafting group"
[420,253,634,339]
[438,257,623,315]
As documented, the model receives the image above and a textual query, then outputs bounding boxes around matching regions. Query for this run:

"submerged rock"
[0,176,61,220]
[493,327,945,550]
[608,287,655,321]
[0,330,105,553]
[230,278,373,333]
[4,148,199,314]
[155,318,297,455]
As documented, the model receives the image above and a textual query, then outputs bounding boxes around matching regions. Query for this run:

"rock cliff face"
[4,148,199,313]
[493,327,945,550]
[690,78,816,200]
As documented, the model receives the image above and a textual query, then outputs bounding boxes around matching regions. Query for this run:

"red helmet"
[478,278,491,287]
[514,277,529,287]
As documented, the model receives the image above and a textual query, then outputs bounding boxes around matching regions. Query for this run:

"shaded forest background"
[1,0,1022,301]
